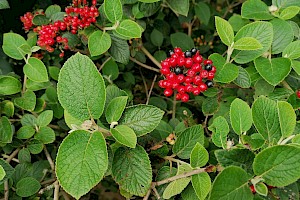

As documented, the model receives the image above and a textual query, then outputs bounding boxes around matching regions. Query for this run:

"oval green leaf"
[110,125,137,148]
[277,101,296,138]
[56,130,108,199]
[190,142,209,168]
[233,37,262,50]
[103,0,123,23]
[24,57,49,82]
[0,76,22,95]
[57,53,106,121]
[16,177,41,197]
[230,98,252,135]
[192,172,211,200]
[112,145,152,196]
[88,30,112,57]
[215,16,234,46]
[2,33,30,60]
[105,96,128,124]
[115,20,142,39]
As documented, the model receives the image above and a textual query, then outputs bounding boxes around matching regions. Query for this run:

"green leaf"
[215,149,255,175]
[270,19,294,54]
[0,165,5,181]
[105,96,128,124]
[192,172,211,200]
[277,101,296,138]
[234,66,251,88]
[233,21,273,64]
[18,148,31,163]
[252,96,281,144]
[103,0,123,23]
[45,5,61,18]
[190,143,209,168]
[115,20,142,39]
[109,35,130,64]
[37,110,53,127]
[241,0,274,20]
[88,30,112,57]
[273,0,300,9]
[194,3,210,25]
[163,177,191,199]
[0,0,9,9]
[202,96,219,115]
[110,125,137,148]
[215,16,234,46]
[254,57,291,86]
[102,59,119,80]
[34,126,55,144]
[17,126,36,139]
[233,37,262,50]
[228,14,250,32]
[57,53,106,121]
[209,53,239,83]
[0,76,22,95]
[253,145,300,187]
[209,166,252,200]
[150,29,163,47]
[119,105,164,136]
[0,159,14,184]
[16,177,41,197]
[27,139,43,154]
[230,98,252,135]
[166,0,189,16]
[170,32,194,51]
[14,90,36,111]
[24,57,49,82]
[181,184,201,200]
[2,33,30,60]
[112,145,152,196]
[0,116,12,143]
[32,14,50,25]
[173,125,204,159]
[282,40,300,59]
[50,12,65,21]
[56,130,108,199]
[279,6,300,20]
[139,0,160,2]
[254,182,268,196]
[208,116,229,149]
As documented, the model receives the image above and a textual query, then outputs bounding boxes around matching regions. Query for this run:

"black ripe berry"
[174,67,183,75]
[205,80,214,88]
[191,48,198,55]
[184,51,192,58]
[204,64,212,71]
[168,50,174,57]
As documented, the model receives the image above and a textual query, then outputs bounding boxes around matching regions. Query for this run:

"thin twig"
[154,168,206,186]
[54,181,60,200]
[146,75,157,105]
[172,92,177,119]
[22,75,27,94]
[140,46,162,68]
[130,57,160,73]
[143,187,152,200]
[1,154,19,163]
[44,146,55,172]
[152,185,161,199]
[98,56,112,72]
[41,178,56,185]
[139,68,149,100]
[6,148,20,163]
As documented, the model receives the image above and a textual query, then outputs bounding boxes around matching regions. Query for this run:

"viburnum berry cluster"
[158,47,216,102]
[20,0,98,57]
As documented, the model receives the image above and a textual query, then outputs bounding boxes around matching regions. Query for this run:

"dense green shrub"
[1,0,300,199]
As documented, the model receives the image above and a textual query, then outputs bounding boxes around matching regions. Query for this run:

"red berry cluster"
[297,90,300,98]
[20,0,98,56]
[158,47,216,102]
[20,12,34,31]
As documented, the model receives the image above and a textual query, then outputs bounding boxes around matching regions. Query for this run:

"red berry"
[193,76,202,85]
[250,185,256,194]
[177,86,186,94]
[187,69,196,77]
[199,83,208,92]
[158,80,164,88]
[185,58,193,68]
[164,80,172,88]
[193,55,203,63]
[177,74,185,83]
[177,57,186,66]
[192,63,201,72]
[175,93,182,100]
[185,76,193,84]
[297,90,300,98]
[211,66,217,73]
[172,82,179,89]
[200,70,208,78]
[160,67,170,75]
[207,71,215,80]
[59,52,64,58]
[170,58,177,67]
[164,88,173,97]
[174,47,182,54]
[181,93,189,102]
[166,73,176,80]
[185,84,194,93]
[192,87,201,95]
[161,61,170,68]
[204,59,213,65]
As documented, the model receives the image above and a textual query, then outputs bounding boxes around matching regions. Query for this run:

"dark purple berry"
[174,67,183,75]
[205,80,214,88]
[184,51,192,58]
[204,64,212,71]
